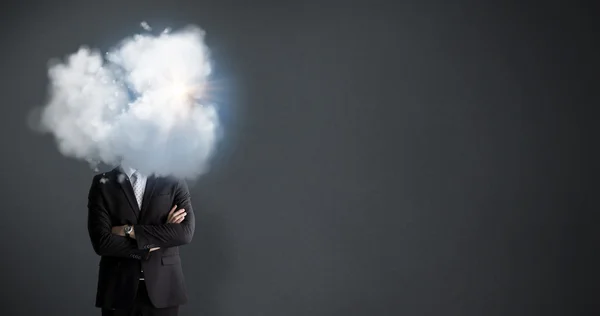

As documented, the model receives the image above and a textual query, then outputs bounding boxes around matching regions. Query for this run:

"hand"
[166,205,187,224]
[111,225,125,236]
[111,225,135,239]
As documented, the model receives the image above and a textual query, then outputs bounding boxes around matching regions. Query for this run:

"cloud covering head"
[33,25,219,179]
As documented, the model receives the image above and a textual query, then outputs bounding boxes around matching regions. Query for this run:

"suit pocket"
[152,193,172,202]
[161,255,181,266]
[154,190,172,196]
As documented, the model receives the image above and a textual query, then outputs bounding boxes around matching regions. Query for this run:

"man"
[87,164,195,316]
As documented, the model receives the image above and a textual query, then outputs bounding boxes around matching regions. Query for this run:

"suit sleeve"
[87,175,151,260]
[134,179,195,249]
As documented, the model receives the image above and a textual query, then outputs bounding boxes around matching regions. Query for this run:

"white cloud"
[33,25,219,179]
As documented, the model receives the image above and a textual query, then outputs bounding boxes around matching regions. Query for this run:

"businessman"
[87,165,195,316]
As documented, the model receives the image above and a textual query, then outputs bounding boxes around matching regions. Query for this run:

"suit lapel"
[114,167,140,220]
[140,175,157,217]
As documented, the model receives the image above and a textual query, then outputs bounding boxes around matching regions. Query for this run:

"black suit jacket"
[87,167,195,309]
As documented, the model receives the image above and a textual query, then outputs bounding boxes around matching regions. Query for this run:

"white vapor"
[32,25,220,179]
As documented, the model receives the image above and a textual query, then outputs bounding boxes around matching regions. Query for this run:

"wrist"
[124,225,133,238]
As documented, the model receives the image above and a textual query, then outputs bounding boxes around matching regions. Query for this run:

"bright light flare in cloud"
[31,24,220,179]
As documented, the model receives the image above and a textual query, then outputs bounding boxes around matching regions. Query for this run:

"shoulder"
[88,172,113,195]
[157,175,186,187]
[89,168,121,186]
[90,172,107,184]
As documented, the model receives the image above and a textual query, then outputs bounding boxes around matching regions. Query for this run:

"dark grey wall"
[0,1,598,315]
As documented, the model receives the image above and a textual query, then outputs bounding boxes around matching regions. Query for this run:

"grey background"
[0,0,598,315]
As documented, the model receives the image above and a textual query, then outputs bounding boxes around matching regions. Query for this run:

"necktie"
[131,172,144,209]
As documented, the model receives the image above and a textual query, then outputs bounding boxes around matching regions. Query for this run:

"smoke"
[31,24,220,179]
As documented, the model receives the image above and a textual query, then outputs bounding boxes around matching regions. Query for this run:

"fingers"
[172,209,186,217]
[174,212,186,223]
[170,209,187,223]
[167,208,187,223]
[167,209,185,221]
[166,205,181,223]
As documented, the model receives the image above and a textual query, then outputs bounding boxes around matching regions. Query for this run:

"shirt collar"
[120,165,142,179]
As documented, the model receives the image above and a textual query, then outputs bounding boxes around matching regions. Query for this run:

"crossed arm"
[111,205,187,251]
[87,176,195,260]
